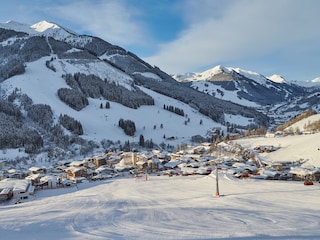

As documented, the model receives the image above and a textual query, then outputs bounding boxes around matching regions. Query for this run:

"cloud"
[50,0,147,46]
[145,0,320,75]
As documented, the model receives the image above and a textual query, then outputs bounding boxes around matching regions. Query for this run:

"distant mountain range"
[173,65,320,124]
[173,65,311,105]
[0,20,319,160]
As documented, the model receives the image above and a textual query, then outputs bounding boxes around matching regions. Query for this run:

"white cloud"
[145,0,320,75]
[51,0,147,46]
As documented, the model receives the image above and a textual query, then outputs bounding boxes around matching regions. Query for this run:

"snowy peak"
[200,65,232,80]
[311,77,320,83]
[268,74,286,83]
[172,65,234,82]
[173,65,269,84]
[229,67,267,85]
[0,20,78,39]
[31,20,78,37]
[203,65,230,75]
[31,20,60,32]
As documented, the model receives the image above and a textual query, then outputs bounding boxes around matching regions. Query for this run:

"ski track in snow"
[1,175,320,239]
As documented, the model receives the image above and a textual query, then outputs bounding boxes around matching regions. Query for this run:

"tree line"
[163,104,184,116]
[62,73,154,109]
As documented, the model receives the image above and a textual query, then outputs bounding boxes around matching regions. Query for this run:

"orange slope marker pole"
[215,164,220,197]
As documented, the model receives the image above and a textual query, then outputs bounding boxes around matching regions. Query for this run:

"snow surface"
[1,174,319,239]
[31,21,60,32]
[224,113,255,126]
[268,74,286,83]
[284,114,320,133]
[228,67,268,85]
[235,131,320,168]
[190,80,260,108]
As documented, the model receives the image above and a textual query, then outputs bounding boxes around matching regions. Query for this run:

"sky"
[0,0,320,81]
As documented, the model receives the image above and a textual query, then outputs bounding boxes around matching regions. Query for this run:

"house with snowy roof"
[0,178,34,201]
[290,167,315,181]
[28,166,46,175]
[89,155,107,167]
[66,166,87,180]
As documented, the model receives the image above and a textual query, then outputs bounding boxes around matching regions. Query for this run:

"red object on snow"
[304,180,314,185]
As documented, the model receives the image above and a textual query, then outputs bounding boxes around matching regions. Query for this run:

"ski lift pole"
[215,163,220,197]
[215,144,220,197]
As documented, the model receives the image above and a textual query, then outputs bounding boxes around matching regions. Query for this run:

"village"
[1,133,320,205]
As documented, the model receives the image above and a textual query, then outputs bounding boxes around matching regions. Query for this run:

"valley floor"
[1,174,319,240]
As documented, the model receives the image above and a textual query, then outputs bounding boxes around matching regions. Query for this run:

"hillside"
[235,131,320,168]
[233,113,320,169]
[275,110,320,132]
[2,57,224,145]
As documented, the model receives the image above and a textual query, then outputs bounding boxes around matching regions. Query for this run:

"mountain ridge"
[1,20,78,39]
[173,65,320,84]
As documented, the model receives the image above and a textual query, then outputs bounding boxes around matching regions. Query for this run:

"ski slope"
[1,174,319,239]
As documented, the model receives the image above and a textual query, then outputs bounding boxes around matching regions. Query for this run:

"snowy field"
[234,131,320,168]
[1,174,319,240]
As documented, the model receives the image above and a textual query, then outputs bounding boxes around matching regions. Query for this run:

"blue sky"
[1,0,320,81]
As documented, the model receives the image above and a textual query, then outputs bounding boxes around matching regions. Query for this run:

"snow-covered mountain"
[267,74,286,83]
[173,65,309,106]
[312,77,320,83]
[0,20,270,160]
[0,20,77,38]
[174,65,267,85]
[173,65,320,125]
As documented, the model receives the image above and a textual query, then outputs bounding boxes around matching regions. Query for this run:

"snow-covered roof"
[0,178,30,191]
[69,161,85,167]
[289,167,314,176]
[29,166,43,172]
[25,173,44,180]
[40,175,58,182]
[95,166,113,172]
[66,166,85,173]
